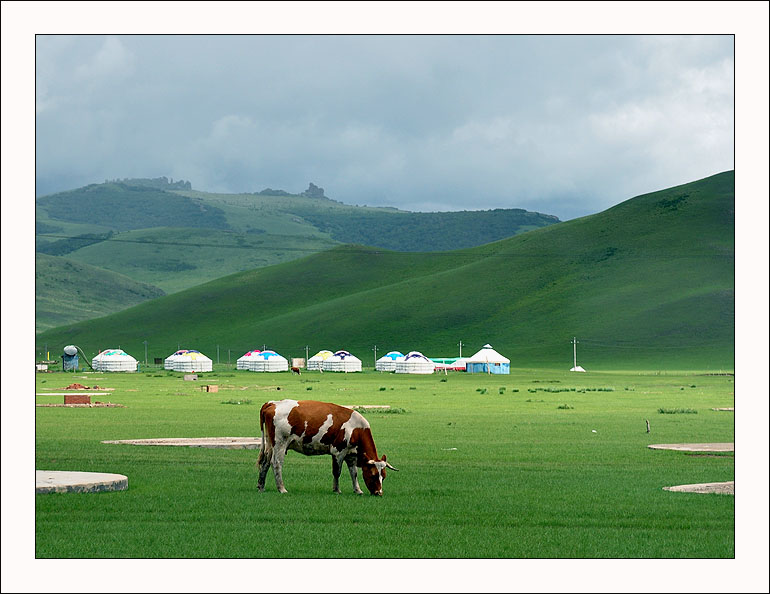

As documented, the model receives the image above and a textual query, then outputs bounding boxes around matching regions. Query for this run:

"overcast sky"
[34,32,734,220]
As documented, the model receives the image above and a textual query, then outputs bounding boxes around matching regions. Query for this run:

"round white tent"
[237,349,261,370]
[322,350,362,373]
[395,351,436,374]
[375,351,405,372]
[91,349,138,372]
[465,344,510,374]
[307,350,334,371]
[164,349,213,372]
[248,350,289,372]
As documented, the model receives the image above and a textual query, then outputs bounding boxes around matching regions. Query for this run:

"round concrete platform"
[101,437,261,449]
[663,481,734,495]
[36,470,128,494]
[647,443,734,452]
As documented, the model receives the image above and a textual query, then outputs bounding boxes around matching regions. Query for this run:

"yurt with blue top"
[248,350,289,372]
[375,351,405,372]
[465,344,510,374]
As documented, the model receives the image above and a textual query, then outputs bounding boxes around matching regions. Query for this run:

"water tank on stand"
[62,345,79,371]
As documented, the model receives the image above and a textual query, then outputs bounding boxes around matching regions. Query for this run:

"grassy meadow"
[35,365,735,559]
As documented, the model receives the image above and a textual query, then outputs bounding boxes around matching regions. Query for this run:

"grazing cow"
[257,399,398,495]
[291,366,301,375]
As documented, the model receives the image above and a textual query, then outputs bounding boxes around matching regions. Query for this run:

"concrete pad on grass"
[663,481,734,495]
[647,443,734,452]
[36,470,128,494]
[101,437,261,449]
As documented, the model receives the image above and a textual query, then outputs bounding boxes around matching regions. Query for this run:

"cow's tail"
[256,404,273,468]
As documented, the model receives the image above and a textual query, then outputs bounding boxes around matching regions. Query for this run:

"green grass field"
[35,366,734,559]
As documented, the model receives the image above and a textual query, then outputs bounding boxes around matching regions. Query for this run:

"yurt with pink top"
[237,349,261,370]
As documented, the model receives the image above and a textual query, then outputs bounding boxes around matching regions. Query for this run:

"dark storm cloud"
[35,34,733,220]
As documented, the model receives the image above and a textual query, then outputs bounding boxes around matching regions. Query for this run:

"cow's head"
[361,455,398,496]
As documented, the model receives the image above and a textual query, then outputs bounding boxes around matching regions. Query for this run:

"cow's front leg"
[272,444,289,493]
[345,455,364,495]
[331,455,343,494]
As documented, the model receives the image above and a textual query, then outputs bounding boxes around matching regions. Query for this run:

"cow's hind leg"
[345,455,364,495]
[332,455,343,494]
[257,451,271,492]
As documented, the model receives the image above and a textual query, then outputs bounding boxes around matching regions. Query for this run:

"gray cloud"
[35,34,734,220]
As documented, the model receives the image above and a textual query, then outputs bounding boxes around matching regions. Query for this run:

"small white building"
[91,349,138,372]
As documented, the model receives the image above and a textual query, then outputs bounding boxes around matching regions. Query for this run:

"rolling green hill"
[36,171,734,370]
[35,253,166,333]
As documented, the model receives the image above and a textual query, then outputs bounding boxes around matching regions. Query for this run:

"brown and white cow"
[257,399,398,495]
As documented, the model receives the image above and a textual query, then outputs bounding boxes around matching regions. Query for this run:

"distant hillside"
[34,178,561,327]
[36,171,734,370]
[35,254,165,333]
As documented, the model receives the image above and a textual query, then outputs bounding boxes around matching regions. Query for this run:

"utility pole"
[458,340,464,358]
[373,345,377,368]
[217,345,220,364]
[305,345,309,363]
[143,340,148,365]
[228,349,231,365]
[572,337,579,369]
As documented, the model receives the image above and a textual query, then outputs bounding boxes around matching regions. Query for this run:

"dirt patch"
[37,402,125,408]
[62,383,113,390]
[711,407,734,411]
[663,481,734,495]
[101,437,261,449]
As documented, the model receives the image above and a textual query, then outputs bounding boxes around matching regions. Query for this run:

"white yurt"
[236,349,261,370]
[465,344,510,374]
[165,349,213,372]
[248,350,289,372]
[91,349,138,372]
[307,350,334,371]
[375,351,405,372]
[395,351,436,374]
[322,350,362,373]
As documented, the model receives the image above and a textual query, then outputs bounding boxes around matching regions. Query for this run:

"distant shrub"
[557,404,574,410]
[379,387,387,391]
[221,399,252,405]
[658,408,697,414]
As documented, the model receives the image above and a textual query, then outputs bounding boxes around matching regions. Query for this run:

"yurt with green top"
[91,349,138,372]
